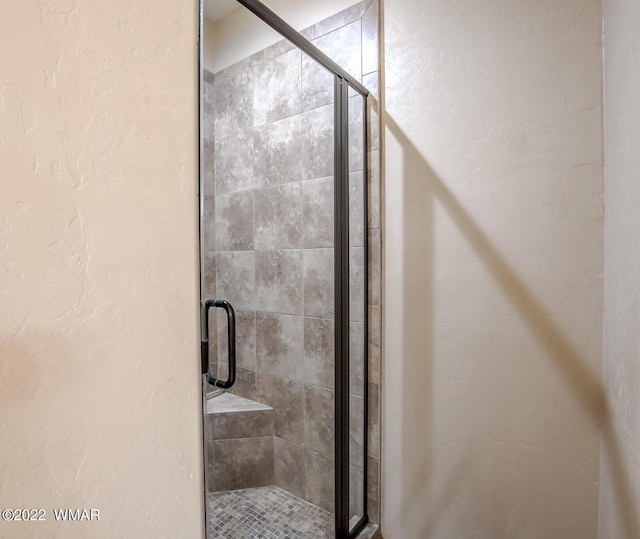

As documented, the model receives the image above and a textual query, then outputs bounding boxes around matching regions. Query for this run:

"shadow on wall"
[382,113,640,538]
[0,332,98,531]
[0,338,41,409]
[0,332,94,443]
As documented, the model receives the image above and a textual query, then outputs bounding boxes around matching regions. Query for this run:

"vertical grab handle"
[201,299,236,389]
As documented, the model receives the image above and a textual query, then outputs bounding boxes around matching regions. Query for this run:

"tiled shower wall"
[202,0,381,523]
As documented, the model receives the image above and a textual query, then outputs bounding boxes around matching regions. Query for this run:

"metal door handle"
[201,299,236,389]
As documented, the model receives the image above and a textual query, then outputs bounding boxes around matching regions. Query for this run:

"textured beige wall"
[382,0,604,537]
[0,1,202,538]
[599,0,640,537]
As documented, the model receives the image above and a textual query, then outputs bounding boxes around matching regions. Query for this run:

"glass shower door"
[200,0,372,537]
[201,10,338,537]
[347,89,368,535]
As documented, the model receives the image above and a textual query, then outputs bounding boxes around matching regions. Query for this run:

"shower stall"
[199,1,381,537]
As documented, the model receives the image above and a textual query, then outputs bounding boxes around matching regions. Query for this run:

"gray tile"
[364,72,380,110]
[211,360,226,383]
[216,190,254,251]
[367,456,380,524]
[203,69,214,85]
[203,251,216,299]
[304,248,335,319]
[253,114,304,188]
[358,522,381,538]
[209,360,224,381]
[208,486,333,537]
[274,437,305,498]
[203,139,215,197]
[257,373,305,445]
[350,321,365,397]
[350,246,366,323]
[304,385,334,457]
[350,394,365,468]
[369,305,381,385]
[303,176,334,248]
[203,79,215,146]
[302,317,335,388]
[207,339,217,376]
[362,0,379,76]
[216,309,256,371]
[255,250,304,315]
[349,95,365,172]
[214,131,255,196]
[213,365,258,402]
[251,38,296,67]
[213,355,236,383]
[368,228,381,307]
[253,48,301,127]
[216,251,255,311]
[214,63,253,141]
[301,52,334,112]
[212,437,274,491]
[350,170,365,247]
[368,383,380,458]
[313,20,362,82]
[366,94,380,150]
[206,440,215,491]
[212,407,274,440]
[256,313,304,380]
[203,195,215,252]
[312,1,367,39]
[367,149,380,227]
[349,464,365,523]
[300,25,315,41]
[301,105,334,180]
[304,449,335,513]
[205,410,214,442]
[254,182,303,250]
[205,297,219,372]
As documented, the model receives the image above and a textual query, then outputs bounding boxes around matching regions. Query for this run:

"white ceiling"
[204,0,239,23]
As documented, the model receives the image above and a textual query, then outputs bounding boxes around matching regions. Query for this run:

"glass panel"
[348,89,367,532]
[201,5,336,537]
[259,0,365,89]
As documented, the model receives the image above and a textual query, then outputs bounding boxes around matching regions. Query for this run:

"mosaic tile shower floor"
[208,486,334,538]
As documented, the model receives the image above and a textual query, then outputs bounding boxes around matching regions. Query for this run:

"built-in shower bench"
[205,392,275,492]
